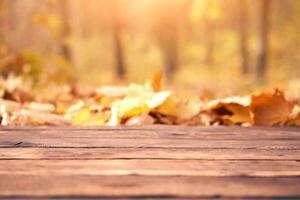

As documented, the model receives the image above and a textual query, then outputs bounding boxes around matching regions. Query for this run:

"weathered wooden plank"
[0,175,299,198]
[1,125,299,132]
[1,127,300,140]
[1,126,299,199]
[1,137,300,148]
[1,131,299,141]
[0,160,299,176]
[1,147,300,160]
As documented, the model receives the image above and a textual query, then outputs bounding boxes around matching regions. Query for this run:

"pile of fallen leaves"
[0,74,300,127]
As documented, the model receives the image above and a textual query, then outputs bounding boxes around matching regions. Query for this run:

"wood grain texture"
[1,126,300,140]
[1,175,300,198]
[1,125,299,131]
[0,160,299,176]
[0,126,300,199]
[1,147,299,160]
[1,137,300,148]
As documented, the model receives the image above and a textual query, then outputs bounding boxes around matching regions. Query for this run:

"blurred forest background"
[1,0,300,95]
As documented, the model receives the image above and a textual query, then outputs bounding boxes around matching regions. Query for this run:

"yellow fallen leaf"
[107,90,171,125]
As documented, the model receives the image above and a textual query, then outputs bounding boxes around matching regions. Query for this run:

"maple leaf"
[250,90,292,126]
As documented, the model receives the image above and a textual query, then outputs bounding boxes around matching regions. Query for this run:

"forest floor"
[1,73,300,127]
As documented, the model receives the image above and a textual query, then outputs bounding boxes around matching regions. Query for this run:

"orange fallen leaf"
[250,90,292,126]
[151,72,163,92]
[205,96,252,125]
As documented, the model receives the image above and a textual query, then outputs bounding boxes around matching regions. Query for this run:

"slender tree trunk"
[203,18,214,67]
[111,0,126,80]
[297,22,300,75]
[155,30,178,81]
[256,0,271,81]
[60,0,72,61]
[112,24,126,80]
[6,0,18,53]
[0,0,4,44]
[151,0,180,81]
[161,23,178,81]
[239,0,250,75]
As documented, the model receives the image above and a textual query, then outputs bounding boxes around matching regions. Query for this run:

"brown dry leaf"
[251,90,292,126]
[286,105,300,126]
[125,113,155,126]
[0,99,22,112]
[176,111,213,126]
[150,112,178,125]
[24,102,55,113]
[8,110,71,126]
[95,86,127,98]
[1,72,299,127]
[0,75,34,102]
[157,96,202,120]
[204,96,252,125]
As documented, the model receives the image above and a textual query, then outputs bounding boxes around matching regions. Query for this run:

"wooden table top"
[0,126,300,199]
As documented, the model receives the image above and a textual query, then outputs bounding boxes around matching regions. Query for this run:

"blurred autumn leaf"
[0,74,299,127]
[251,90,292,126]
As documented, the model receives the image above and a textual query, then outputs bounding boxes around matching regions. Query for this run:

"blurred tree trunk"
[157,22,179,81]
[164,29,178,81]
[204,19,214,67]
[59,0,72,62]
[111,0,126,80]
[5,0,32,53]
[256,0,271,81]
[6,0,18,52]
[154,1,180,81]
[0,0,4,43]
[238,0,250,75]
